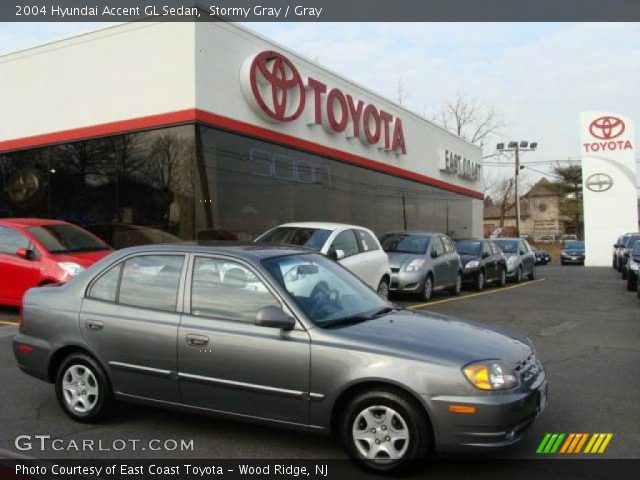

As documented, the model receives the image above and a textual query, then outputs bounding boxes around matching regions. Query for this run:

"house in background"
[484,178,570,239]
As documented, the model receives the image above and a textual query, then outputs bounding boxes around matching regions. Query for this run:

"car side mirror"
[519,250,525,255]
[482,252,490,259]
[431,250,438,259]
[16,247,34,260]
[255,306,296,330]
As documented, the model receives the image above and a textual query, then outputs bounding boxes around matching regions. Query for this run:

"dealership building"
[0,22,483,246]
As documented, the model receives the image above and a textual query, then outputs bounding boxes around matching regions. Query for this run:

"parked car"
[255,222,391,298]
[613,234,625,269]
[379,232,462,301]
[560,240,585,266]
[493,238,536,282]
[561,234,578,243]
[533,247,551,265]
[614,233,637,272]
[538,235,557,244]
[84,223,181,250]
[0,219,112,307]
[619,234,640,279]
[454,238,507,291]
[13,243,546,472]
[625,242,640,291]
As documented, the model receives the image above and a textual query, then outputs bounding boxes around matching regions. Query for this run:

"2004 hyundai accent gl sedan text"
[13,244,547,472]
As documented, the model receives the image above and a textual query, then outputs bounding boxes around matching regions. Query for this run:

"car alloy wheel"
[528,265,536,281]
[377,278,390,299]
[421,276,433,302]
[476,271,484,291]
[352,405,410,462]
[499,267,507,287]
[55,353,112,422]
[450,273,462,296]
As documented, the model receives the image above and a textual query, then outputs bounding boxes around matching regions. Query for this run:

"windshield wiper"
[321,307,397,329]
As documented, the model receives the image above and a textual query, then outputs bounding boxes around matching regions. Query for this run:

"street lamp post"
[496,141,538,237]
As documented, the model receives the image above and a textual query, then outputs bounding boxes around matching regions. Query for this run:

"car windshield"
[627,236,640,248]
[564,241,585,251]
[263,253,391,328]
[455,240,481,256]
[28,225,111,254]
[380,233,430,254]
[633,242,640,255]
[257,227,331,251]
[494,239,519,254]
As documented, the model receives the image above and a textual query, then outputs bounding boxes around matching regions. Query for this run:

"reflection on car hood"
[459,254,480,264]
[325,310,532,366]
[387,252,423,269]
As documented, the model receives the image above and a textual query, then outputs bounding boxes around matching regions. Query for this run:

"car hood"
[387,252,424,269]
[459,254,480,265]
[50,250,112,268]
[322,310,532,366]
[562,250,584,255]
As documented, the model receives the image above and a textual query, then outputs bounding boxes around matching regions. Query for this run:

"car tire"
[475,271,484,291]
[498,267,507,287]
[637,281,640,299]
[421,275,433,302]
[450,272,462,296]
[528,265,536,281]
[622,268,627,280]
[340,389,431,473]
[561,261,566,266]
[377,278,390,299]
[627,275,636,292]
[55,352,113,423]
[514,266,522,283]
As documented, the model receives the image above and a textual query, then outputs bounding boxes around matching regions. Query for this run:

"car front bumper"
[428,371,547,451]
[561,256,585,264]
[389,270,425,293]
[461,269,480,283]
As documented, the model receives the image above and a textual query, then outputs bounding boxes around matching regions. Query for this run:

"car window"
[522,240,532,252]
[330,230,359,258]
[118,255,184,312]
[257,227,331,251]
[490,242,501,255]
[441,236,454,253]
[380,233,430,254]
[27,224,110,254]
[191,256,280,323]
[0,226,30,256]
[88,264,122,302]
[355,230,379,252]
[482,242,492,257]
[431,236,445,257]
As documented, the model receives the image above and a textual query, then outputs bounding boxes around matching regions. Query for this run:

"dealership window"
[118,255,184,312]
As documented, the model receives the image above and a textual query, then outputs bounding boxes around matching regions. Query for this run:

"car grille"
[514,354,541,384]
[391,267,400,273]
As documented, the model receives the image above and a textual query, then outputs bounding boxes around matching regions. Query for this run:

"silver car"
[380,232,463,301]
[493,238,536,283]
[13,244,546,472]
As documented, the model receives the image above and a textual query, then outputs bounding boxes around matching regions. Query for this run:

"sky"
[1,21,639,191]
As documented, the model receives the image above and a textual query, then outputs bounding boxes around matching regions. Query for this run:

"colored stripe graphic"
[538,433,613,454]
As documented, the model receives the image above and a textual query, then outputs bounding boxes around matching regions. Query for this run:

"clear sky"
[2,21,639,189]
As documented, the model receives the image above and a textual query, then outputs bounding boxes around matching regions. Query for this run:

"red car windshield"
[27,225,111,254]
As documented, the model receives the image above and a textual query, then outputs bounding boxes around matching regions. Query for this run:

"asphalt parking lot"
[0,266,638,461]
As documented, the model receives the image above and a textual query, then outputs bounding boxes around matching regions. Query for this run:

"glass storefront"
[0,124,475,248]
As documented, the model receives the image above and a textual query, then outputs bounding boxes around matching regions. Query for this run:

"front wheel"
[55,353,113,422]
[622,268,627,280]
[340,390,431,473]
[627,275,636,292]
[528,265,536,281]
[449,273,462,296]
[514,266,523,283]
[498,267,507,287]
[475,271,484,291]
[420,275,433,302]
[377,278,390,299]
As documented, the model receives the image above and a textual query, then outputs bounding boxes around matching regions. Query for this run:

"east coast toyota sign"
[240,50,407,155]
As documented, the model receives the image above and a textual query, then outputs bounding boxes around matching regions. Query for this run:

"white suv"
[255,222,392,298]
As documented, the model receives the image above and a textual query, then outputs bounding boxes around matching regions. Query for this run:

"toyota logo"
[7,170,42,204]
[589,116,625,140]
[586,173,613,193]
[243,51,305,122]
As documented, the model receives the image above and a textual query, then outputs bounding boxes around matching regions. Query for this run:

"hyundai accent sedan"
[13,244,546,472]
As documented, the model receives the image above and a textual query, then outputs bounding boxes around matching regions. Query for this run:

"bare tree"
[397,78,408,106]
[432,94,507,148]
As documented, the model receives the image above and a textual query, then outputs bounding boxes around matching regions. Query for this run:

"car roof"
[493,237,521,241]
[113,241,312,260]
[0,218,69,227]
[275,222,368,231]
[381,231,442,236]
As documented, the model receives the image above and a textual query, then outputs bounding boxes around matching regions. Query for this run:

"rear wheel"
[377,278,390,299]
[449,272,462,296]
[55,353,112,422]
[340,390,431,473]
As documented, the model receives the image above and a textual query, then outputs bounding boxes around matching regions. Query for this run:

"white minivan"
[255,222,392,298]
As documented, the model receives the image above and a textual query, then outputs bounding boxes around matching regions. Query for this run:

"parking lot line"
[407,278,546,309]
[0,320,18,326]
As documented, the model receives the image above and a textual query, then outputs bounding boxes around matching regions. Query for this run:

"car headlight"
[58,262,85,277]
[561,251,569,257]
[630,260,639,271]
[463,360,519,390]
[405,259,426,272]
[465,260,480,269]
[507,256,518,264]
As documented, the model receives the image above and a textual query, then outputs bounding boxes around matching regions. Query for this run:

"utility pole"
[514,142,520,237]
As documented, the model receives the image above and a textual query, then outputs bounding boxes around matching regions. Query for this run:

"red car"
[0,219,113,307]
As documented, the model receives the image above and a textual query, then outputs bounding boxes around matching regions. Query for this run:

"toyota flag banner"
[580,112,637,266]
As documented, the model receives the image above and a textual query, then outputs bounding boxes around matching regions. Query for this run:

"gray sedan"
[494,238,536,283]
[13,244,546,472]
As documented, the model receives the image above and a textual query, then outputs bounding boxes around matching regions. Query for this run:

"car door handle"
[86,320,104,331]
[186,334,209,347]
